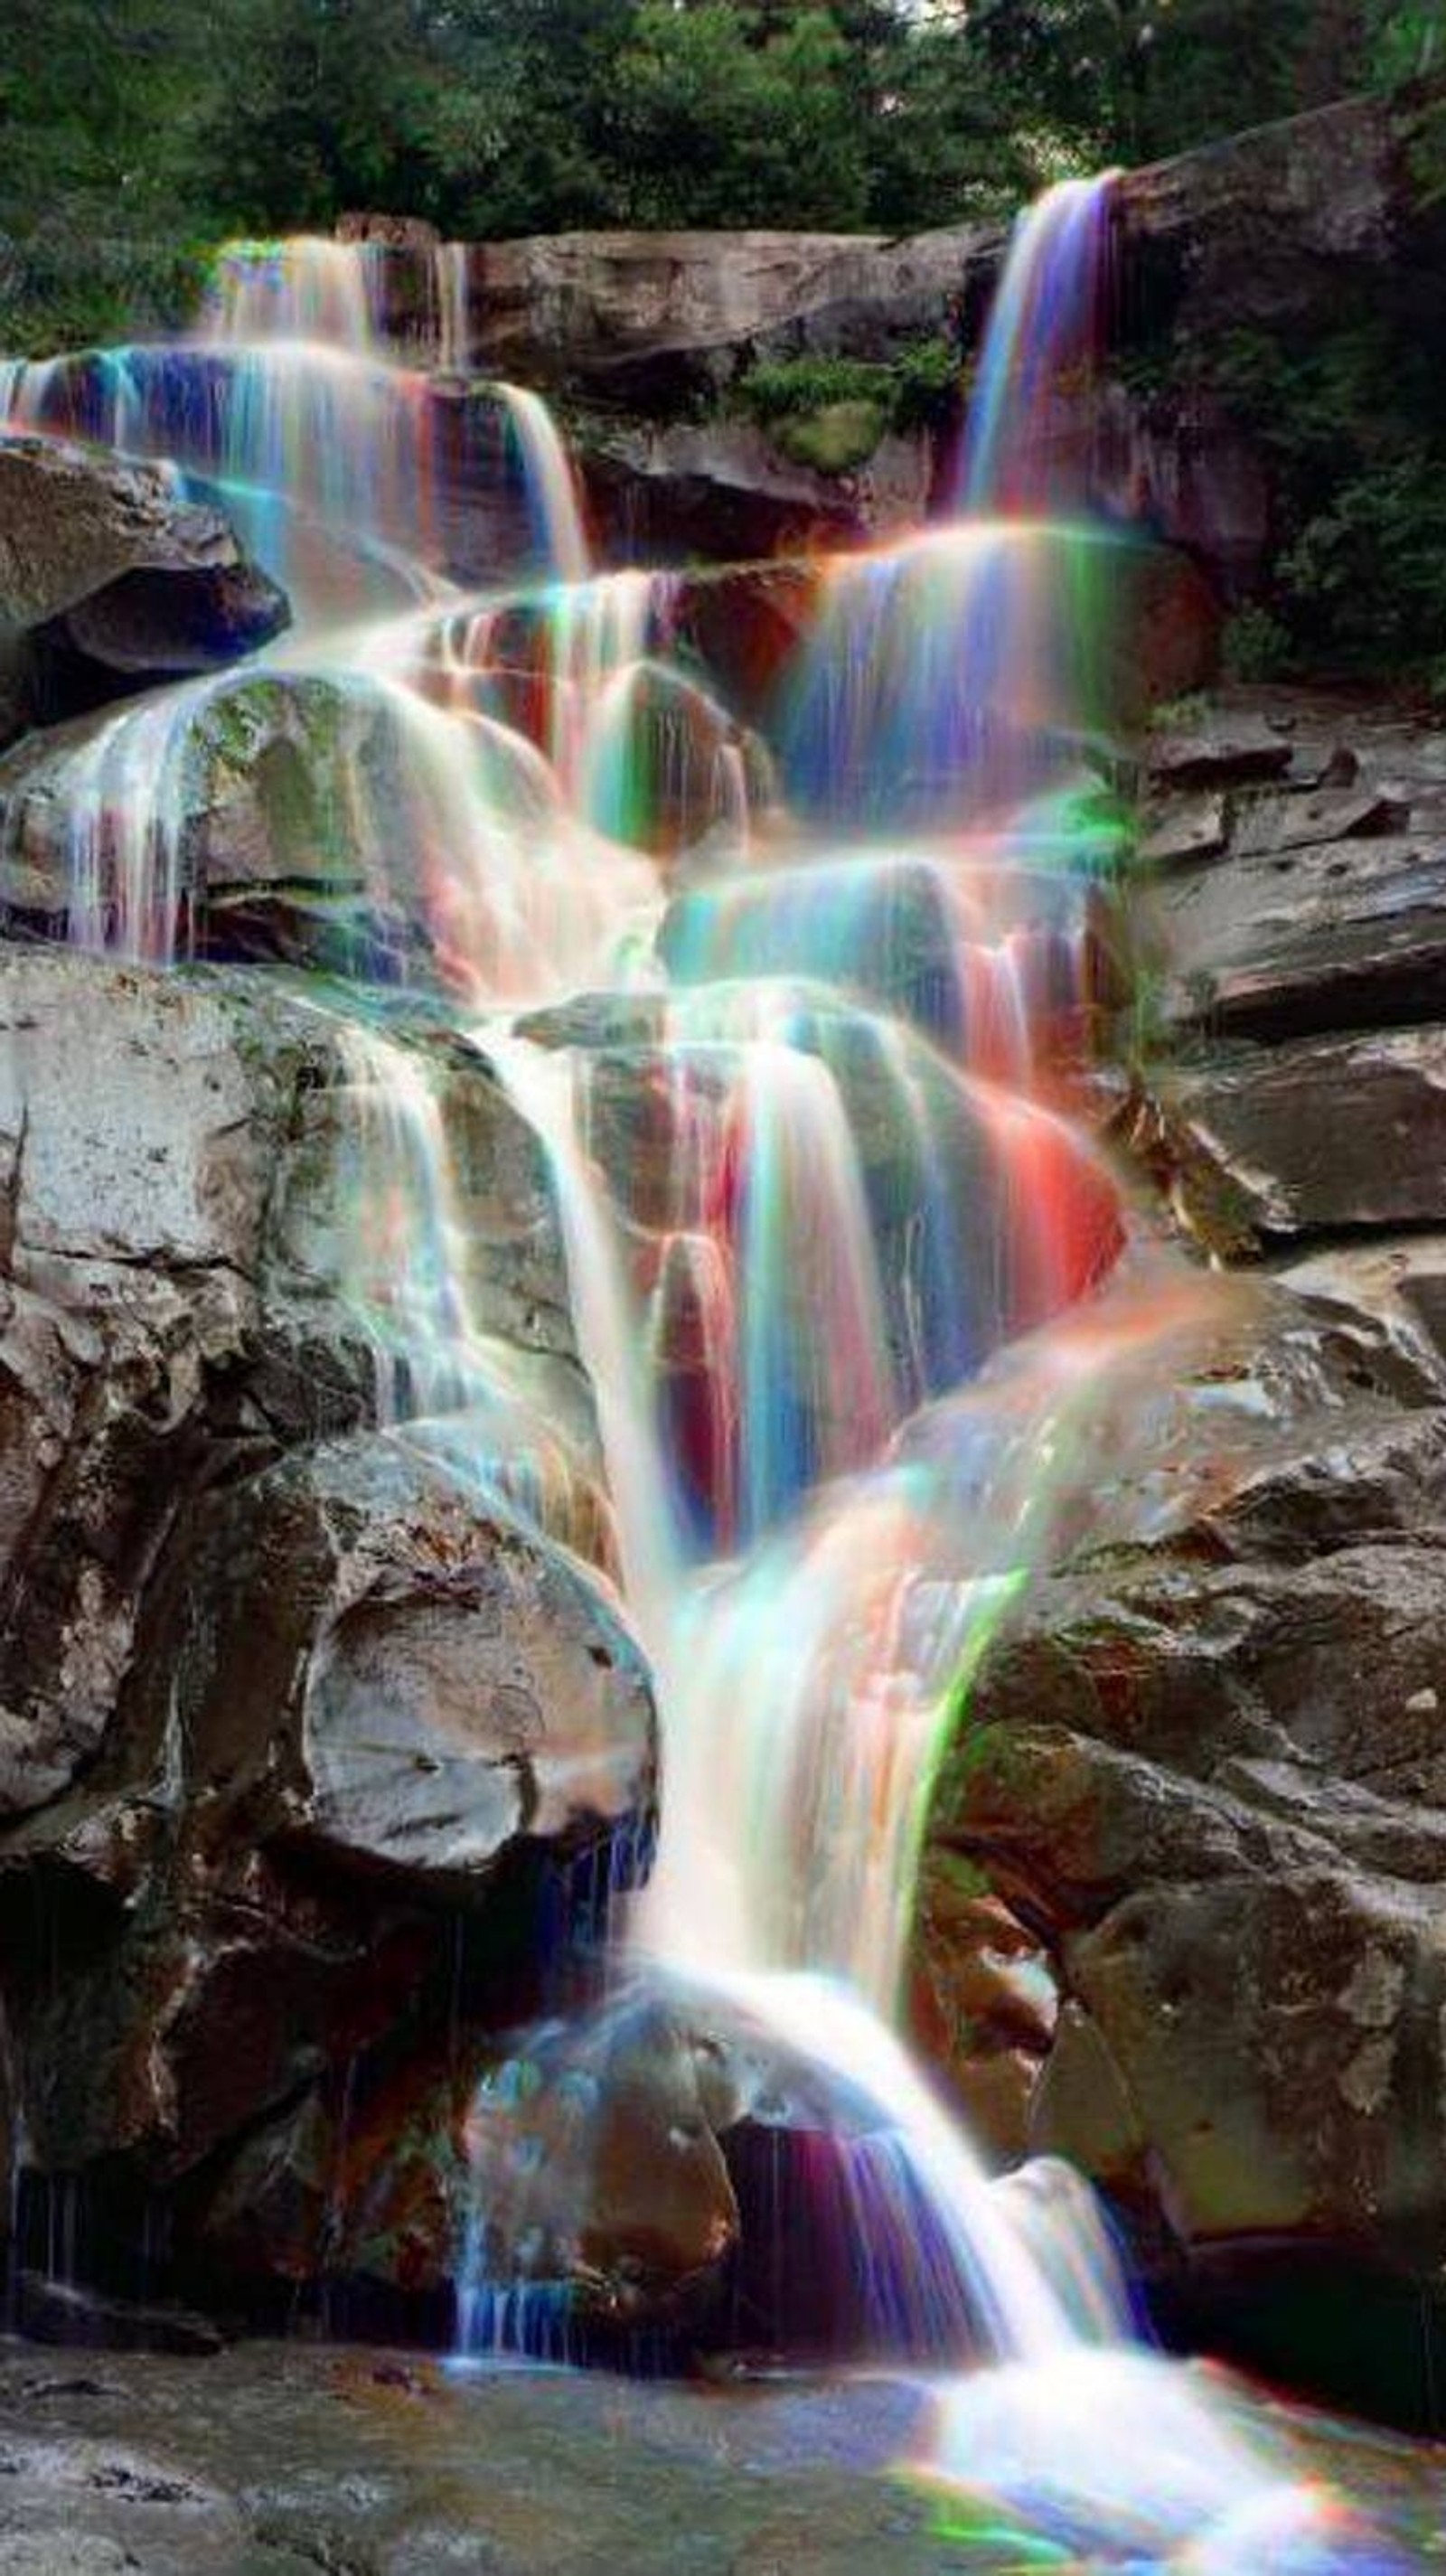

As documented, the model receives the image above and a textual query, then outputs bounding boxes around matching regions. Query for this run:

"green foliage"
[736,341,961,469]
[1279,452,1446,670]
[1221,605,1294,682]
[5,0,1396,283]
[737,355,895,423]
[773,398,889,473]
[1369,1,1446,87]
[0,235,209,359]
[966,0,1360,165]
[1149,692,1211,730]
[1186,311,1446,679]
[889,337,964,430]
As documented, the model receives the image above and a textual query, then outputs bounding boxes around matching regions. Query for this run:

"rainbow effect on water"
[0,199,1419,2568]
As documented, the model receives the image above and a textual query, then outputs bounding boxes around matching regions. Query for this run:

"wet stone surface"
[0,2338,1441,2572]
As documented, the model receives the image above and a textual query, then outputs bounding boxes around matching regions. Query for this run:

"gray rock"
[1229,785,1407,857]
[1147,724,1292,789]
[1164,1026,1446,1244]
[0,947,634,2286]
[925,1274,1446,2297]
[0,671,426,972]
[1147,833,1446,1039]
[1280,1236,1446,1393]
[166,1432,654,1893]
[14,2273,223,2357]
[1140,794,1227,867]
[0,2433,244,2573]
[0,434,286,744]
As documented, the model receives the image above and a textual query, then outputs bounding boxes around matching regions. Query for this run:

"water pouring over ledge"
[0,183,1399,2563]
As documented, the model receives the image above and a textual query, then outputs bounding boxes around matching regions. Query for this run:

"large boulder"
[922,1281,1446,2354]
[579,416,935,561]
[933,678,1446,2411]
[364,99,1400,400]
[0,946,646,2301]
[164,1433,653,1899]
[0,433,287,744]
[1160,1025,1446,1247]
[1132,691,1446,1253]
[0,671,422,968]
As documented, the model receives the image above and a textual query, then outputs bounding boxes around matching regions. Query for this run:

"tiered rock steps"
[915,687,1446,2417]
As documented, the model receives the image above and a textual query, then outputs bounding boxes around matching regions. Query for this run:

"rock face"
[915,689,1446,2411]
[925,1276,1446,2351]
[0,670,426,969]
[0,945,653,2303]
[580,416,938,563]
[355,96,1397,402]
[0,435,288,745]
[1138,692,1446,1249]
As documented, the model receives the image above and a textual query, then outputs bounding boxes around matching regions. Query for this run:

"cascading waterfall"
[960,174,1119,512]
[0,185,1384,2563]
[0,230,587,616]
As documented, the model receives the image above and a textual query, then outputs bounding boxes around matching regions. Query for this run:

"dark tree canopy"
[0,0,1421,256]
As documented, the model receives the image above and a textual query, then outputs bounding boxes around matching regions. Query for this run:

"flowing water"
[0,185,1411,2564]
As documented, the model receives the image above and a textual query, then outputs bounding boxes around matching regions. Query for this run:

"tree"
[608,5,869,229]
[191,0,453,231]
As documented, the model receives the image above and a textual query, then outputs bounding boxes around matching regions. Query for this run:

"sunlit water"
[0,183,1407,2562]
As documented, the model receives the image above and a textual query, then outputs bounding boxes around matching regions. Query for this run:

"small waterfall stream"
[0,186,1371,2563]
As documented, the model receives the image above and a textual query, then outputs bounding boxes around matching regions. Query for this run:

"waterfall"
[961,174,1119,513]
[0,188,1357,2562]
[0,230,588,616]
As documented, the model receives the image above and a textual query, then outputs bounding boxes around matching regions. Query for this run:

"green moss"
[1149,692,1212,733]
[925,1847,995,1905]
[1221,603,1295,682]
[736,354,896,422]
[773,397,889,475]
[733,337,962,473]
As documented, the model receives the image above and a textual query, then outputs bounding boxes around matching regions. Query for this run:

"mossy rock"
[772,399,888,476]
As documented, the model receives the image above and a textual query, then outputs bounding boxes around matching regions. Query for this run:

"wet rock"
[26,560,291,729]
[1140,792,1227,868]
[1147,833,1446,1040]
[657,855,1094,1055]
[1048,1874,1443,2260]
[925,1278,1446,2307]
[159,1432,654,1896]
[568,657,775,860]
[0,434,287,743]
[1229,785,1408,857]
[14,2274,223,2357]
[193,2088,336,2289]
[0,947,628,2296]
[0,2432,244,2572]
[1164,1026,1446,1246]
[580,416,933,559]
[1146,723,1292,789]
[510,990,1122,1443]
[0,948,389,1824]
[0,672,424,973]
[455,1996,742,2326]
[911,1856,1058,2163]
[1280,1237,1446,1394]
